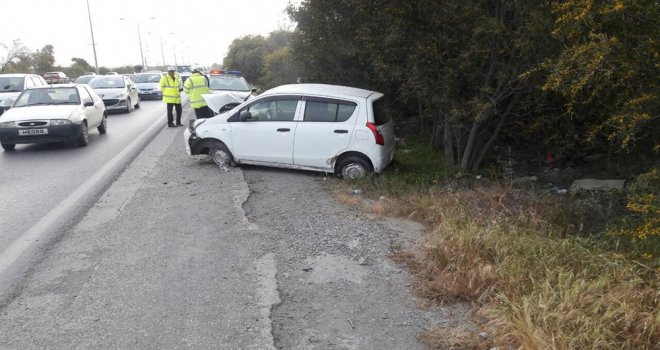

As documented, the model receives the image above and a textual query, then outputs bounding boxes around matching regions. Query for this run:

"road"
[0,99,178,292]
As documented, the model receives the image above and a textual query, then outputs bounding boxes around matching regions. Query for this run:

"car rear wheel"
[209,142,236,167]
[1,143,15,151]
[97,114,107,134]
[77,122,89,147]
[125,97,132,113]
[336,155,372,179]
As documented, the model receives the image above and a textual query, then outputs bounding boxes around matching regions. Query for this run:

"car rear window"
[371,98,390,126]
[303,99,357,122]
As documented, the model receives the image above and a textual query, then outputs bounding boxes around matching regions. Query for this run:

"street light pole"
[136,22,145,69]
[85,0,99,74]
[160,36,166,67]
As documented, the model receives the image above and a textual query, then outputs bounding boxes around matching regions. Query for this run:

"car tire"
[209,142,236,167]
[77,122,89,147]
[125,97,132,113]
[336,155,372,179]
[97,114,107,134]
[134,98,140,109]
[1,143,16,151]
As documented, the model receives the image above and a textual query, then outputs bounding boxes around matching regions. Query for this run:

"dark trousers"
[194,106,214,119]
[167,103,182,125]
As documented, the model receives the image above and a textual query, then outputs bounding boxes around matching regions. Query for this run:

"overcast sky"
[1,0,295,69]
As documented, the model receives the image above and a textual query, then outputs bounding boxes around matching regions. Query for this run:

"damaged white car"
[183,84,395,178]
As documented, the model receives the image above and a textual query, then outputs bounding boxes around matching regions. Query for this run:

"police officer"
[160,66,182,127]
[183,67,213,119]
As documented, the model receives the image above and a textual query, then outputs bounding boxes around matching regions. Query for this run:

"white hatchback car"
[184,84,395,178]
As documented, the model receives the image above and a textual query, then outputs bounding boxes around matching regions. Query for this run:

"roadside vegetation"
[331,137,659,349]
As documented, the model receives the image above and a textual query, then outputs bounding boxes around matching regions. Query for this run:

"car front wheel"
[209,142,236,167]
[1,142,16,151]
[77,122,89,147]
[337,155,372,179]
[125,97,132,113]
[97,114,107,134]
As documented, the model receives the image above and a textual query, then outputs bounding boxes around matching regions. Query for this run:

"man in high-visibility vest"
[183,67,213,119]
[160,66,182,127]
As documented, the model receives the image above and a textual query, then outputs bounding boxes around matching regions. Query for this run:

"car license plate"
[19,128,48,136]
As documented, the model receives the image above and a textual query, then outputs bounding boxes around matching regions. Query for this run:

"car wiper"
[27,102,54,106]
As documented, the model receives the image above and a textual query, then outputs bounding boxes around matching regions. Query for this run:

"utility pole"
[137,22,145,69]
[86,0,99,74]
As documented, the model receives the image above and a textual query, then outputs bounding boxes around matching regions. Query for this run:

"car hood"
[135,82,160,90]
[210,89,252,101]
[202,92,245,114]
[93,88,127,98]
[0,91,21,103]
[0,105,78,121]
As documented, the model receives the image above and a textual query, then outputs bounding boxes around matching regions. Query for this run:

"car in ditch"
[0,84,108,151]
[184,84,395,178]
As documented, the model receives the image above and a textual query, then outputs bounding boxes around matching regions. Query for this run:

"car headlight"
[0,121,16,128]
[50,119,73,126]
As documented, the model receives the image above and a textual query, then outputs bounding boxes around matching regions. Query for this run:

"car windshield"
[90,77,125,89]
[135,74,162,83]
[13,87,80,107]
[209,76,250,91]
[0,77,24,92]
[176,66,192,73]
[74,75,95,84]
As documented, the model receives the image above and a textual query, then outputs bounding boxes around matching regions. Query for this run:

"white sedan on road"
[0,84,107,151]
[184,84,395,178]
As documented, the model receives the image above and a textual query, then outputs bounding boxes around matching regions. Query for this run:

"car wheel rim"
[343,163,366,179]
[212,149,229,165]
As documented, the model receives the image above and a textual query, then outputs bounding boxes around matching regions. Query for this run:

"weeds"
[334,139,660,349]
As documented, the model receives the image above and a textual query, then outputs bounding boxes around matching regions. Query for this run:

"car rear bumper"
[138,92,162,100]
[367,144,395,173]
[0,123,84,144]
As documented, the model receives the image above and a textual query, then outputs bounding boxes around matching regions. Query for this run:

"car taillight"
[366,122,384,145]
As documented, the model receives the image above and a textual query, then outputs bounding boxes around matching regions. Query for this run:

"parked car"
[0,74,48,116]
[73,75,96,84]
[105,72,119,75]
[176,65,192,83]
[43,71,70,84]
[134,72,163,100]
[0,84,107,151]
[83,72,97,76]
[208,70,255,102]
[88,75,140,113]
[184,84,395,179]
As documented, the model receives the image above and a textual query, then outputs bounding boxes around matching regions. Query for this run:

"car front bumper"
[0,123,84,144]
[102,98,129,111]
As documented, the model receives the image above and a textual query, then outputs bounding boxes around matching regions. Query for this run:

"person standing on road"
[183,67,213,119]
[160,66,183,127]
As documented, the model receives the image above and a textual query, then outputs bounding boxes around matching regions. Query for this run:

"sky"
[1,0,295,69]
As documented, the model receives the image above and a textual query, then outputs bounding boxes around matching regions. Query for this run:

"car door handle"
[334,129,348,134]
[277,128,290,132]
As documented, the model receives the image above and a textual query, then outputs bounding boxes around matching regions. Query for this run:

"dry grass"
[331,178,660,349]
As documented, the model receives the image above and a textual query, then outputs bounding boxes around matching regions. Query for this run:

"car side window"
[303,99,357,122]
[79,87,93,104]
[242,99,298,122]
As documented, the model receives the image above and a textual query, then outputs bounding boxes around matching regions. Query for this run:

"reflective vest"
[159,73,181,104]
[183,72,210,109]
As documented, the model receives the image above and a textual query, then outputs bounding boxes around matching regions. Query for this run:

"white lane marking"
[0,118,166,276]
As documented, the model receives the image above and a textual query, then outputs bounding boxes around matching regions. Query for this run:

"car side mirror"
[251,88,257,93]
[84,101,94,107]
[239,110,252,121]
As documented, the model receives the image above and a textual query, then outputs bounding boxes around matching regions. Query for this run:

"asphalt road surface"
[0,102,468,348]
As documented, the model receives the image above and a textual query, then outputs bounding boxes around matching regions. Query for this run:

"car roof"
[264,84,377,99]
[0,73,34,77]
[30,84,79,89]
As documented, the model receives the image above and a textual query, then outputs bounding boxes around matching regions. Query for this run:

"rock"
[570,179,625,191]
[358,257,368,265]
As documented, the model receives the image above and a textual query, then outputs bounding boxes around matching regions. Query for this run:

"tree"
[542,0,659,156]
[259,46,305,89]
[0,39,28,73]
[64,57,94,78]
[223,35,269,83]
[32,45,55,74]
